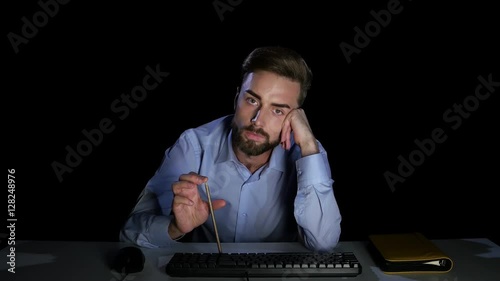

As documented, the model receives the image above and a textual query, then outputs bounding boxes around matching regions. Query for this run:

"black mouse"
[112,246,145,274]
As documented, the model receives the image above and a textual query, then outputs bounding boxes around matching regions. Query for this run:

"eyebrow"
[245,89,291,109]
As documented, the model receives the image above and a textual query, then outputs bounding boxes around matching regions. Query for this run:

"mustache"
[244,125,268,138]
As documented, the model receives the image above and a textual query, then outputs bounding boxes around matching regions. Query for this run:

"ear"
[234,87,240,110]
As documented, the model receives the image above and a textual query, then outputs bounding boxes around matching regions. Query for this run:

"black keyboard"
[165,252,362,278]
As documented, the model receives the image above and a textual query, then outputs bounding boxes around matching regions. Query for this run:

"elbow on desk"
[119,229,162,248]
[302,229,341,253]
[119,227,138,245]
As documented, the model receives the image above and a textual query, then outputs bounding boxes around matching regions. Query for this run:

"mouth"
[245,130,265,141]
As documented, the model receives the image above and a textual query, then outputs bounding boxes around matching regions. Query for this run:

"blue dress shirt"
[120,115,341,252]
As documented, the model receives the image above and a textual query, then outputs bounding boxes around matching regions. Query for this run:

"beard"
[231,121,280,156]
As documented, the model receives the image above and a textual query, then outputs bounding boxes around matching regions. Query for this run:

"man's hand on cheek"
[281,109,319,156]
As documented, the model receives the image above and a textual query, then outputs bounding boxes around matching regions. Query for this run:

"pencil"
[205,182,222,253]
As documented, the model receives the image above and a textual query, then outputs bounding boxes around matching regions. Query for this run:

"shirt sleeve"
[293,143,342,252]
[119,130,199,248]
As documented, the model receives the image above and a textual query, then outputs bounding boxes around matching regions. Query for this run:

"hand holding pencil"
[169,172,226,245]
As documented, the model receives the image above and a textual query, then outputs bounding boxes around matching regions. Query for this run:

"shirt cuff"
[296,153,331,187]
[149,215,181,246]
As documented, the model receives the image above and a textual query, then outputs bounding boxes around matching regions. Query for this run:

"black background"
[5,0,499,245]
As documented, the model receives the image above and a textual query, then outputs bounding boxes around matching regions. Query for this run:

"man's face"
[232,70,300,156]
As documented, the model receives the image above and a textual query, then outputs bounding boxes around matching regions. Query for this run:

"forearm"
[294,153,341,252]
[294,183,341,252]
[119,188,182,247]
[120,131,200,247]
[120,213,181,248]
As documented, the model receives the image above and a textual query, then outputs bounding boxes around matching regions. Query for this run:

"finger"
[180,172,208,185]
[172,195,194,206]
[285,125,292,150]
[281,121,292,150]
[173,187,201,201]
[211,199,226,210]
[280,118,290,145]
[172,181,199,194]
[282,109,298,148]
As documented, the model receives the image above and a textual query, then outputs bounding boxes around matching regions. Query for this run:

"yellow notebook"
[368,232,453,274]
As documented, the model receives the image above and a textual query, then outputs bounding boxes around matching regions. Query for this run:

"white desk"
[1,238,499,281]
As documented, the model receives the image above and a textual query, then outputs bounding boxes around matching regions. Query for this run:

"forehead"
[242,71,300,107]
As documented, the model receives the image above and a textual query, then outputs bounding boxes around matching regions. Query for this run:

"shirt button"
[242,213,247,217]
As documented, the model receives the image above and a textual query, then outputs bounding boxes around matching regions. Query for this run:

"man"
[120,46,342,252]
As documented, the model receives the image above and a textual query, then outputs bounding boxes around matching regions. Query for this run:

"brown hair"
[241,46,313,107]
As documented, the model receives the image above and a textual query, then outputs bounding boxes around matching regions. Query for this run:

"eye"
[246,97,258,106]
[273,108,285,116]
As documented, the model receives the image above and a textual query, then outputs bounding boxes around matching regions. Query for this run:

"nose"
[251,109,261,124]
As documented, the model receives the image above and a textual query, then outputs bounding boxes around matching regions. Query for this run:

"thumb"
[211,199,226,210]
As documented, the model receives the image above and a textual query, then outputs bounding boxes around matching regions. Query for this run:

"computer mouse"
[111,246,145,274]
